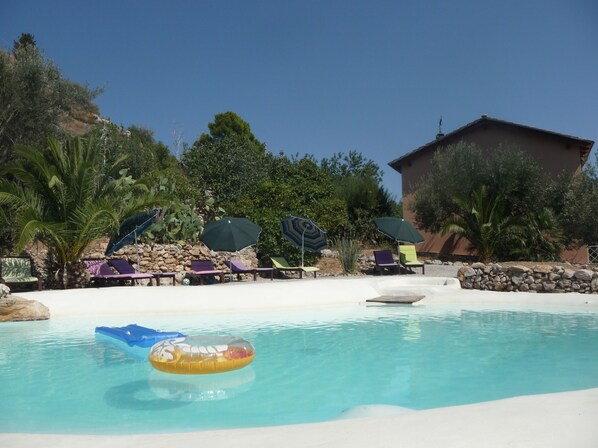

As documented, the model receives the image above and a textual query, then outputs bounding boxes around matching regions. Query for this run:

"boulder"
[574,270,594,281]
[0,296,50,322]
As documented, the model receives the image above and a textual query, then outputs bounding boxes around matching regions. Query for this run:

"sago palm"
[0,136,166,287]
[441,185,516,262]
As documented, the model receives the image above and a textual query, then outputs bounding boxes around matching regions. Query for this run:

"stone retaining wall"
[81,238,260,285]
[458,263,598,294]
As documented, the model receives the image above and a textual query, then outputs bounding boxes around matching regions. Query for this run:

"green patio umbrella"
[201,217,262,281]
[201,217,262,253]
[374,217,424,268]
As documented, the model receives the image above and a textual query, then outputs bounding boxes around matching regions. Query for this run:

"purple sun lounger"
[108,258,176,286]
[83,259,137,286]
[373,249,401,275]
[187,260,225,285]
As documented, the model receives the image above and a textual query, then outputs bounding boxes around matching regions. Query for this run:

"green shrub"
[334,237,361,274]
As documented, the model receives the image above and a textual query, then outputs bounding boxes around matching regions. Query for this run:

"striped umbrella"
[280,215,327,267]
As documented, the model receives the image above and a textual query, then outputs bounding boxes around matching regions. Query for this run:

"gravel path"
[415,263,460,278]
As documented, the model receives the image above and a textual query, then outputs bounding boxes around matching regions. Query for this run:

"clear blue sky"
[2,0,597,199]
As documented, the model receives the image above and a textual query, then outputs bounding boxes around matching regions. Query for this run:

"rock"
[460,267,477,278]
[533,265,553,274]
[490,264,503,272]
[471,262,485,269]
[592,277,598,292]
[511,275,524,286]
[562,269,576,279]
[0,284,10,299]
[558,279,572,288]
[574,270,594,281]
[507,265,529,274]
[0,296,50,322]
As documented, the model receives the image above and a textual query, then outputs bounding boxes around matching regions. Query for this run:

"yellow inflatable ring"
[148,336,255,375]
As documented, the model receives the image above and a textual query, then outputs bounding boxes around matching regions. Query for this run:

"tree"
[554,161,598,245]
[412,142,561,261]
[441,186,516,262]
[234,152,348,265]
[12,33,37,55]
[321,150,382,182]
[198,111,265,151]
[88,122,178,181]
[411,142,487,233]
[182,134,268,207]
[322,150,400,242]
[0,35,101,164]
[507,208,563,261]
[0,136,167,287]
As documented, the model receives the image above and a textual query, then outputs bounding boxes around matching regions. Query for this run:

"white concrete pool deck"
[5,276,598,448]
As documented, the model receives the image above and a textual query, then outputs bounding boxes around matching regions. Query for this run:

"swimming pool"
[1,303,598,434]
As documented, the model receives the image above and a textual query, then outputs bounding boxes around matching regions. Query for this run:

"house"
[389,115,595,262]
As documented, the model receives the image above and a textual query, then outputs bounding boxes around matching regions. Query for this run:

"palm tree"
[507,208,563,261]
[0,136,166,287]
[441,186,517,263]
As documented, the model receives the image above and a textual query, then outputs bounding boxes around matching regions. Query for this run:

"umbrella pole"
[397,240,402,275]
[135,229,141,271]
[301,229,306,267]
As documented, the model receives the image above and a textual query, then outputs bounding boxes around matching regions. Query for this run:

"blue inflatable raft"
[95,324,185,348]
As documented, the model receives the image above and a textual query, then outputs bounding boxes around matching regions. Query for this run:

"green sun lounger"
[270,257,319,279]
[399,246,425,274]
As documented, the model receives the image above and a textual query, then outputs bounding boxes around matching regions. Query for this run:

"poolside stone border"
[458,263,598,294]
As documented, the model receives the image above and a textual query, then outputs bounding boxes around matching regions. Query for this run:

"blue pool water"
[1,304,598,434]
